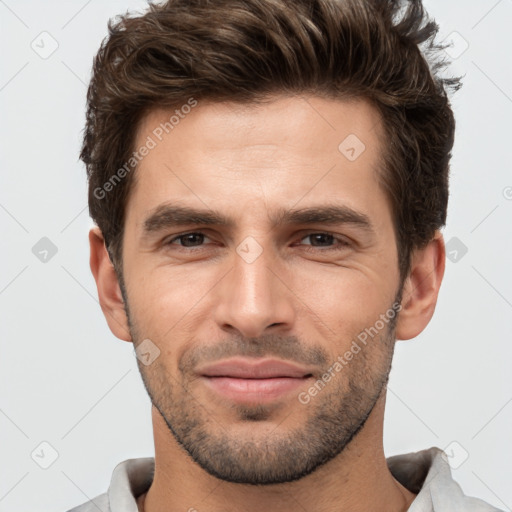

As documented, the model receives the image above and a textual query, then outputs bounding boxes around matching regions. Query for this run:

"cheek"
[274,265,395,360]
[125,253,394,353]
[124,264,212,337]
[291,264,389,319]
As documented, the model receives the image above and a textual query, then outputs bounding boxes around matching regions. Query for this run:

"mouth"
[197,358,314,403]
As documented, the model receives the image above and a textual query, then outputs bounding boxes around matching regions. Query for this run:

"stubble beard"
[128,315,398,485]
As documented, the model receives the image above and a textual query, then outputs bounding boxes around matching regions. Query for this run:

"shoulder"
[388,447,504,512]
[65,457,154,512]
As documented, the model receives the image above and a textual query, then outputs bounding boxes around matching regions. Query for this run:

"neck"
[139,393,416,512]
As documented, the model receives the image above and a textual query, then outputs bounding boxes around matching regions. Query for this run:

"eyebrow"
[142,203,375,238]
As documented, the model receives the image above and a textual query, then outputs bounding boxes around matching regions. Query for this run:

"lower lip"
[201,376,309,403]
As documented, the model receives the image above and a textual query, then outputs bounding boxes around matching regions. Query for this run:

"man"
[70,0,501,511]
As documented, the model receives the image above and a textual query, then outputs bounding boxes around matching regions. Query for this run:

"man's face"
[120,95,402,484]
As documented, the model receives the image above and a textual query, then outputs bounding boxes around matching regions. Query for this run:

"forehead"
[136,95,383,156]
[126,95,389,231]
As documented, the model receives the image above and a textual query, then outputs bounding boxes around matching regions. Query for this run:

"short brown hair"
[81,0,460,281]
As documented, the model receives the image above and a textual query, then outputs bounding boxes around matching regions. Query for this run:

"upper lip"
[198,358,314,379]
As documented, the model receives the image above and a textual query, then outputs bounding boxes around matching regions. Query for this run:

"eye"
[165,232,212,248]
[163,231,351,253]
[297,232,350,251]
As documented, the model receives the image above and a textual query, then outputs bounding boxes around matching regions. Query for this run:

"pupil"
[312,234,333,246]
[182,234,203,247]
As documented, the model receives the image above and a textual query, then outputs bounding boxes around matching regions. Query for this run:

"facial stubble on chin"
[120,277,400,486]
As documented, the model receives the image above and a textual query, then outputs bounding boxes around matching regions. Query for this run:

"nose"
[213,241,296,339]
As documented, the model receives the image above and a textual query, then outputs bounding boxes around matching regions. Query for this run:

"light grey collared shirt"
[67,447,503,512]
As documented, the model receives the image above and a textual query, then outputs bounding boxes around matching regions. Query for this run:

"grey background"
[1,1,511,511]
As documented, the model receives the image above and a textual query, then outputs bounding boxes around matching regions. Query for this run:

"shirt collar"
[105,447,498,511]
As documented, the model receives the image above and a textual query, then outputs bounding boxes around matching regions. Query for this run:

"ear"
[89,226,132,342]
[395,231,446,341]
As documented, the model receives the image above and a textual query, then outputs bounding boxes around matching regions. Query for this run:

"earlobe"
[395,232,446,341]
[89,226,132,342]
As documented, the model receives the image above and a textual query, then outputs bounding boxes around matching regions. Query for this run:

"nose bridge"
[213,234,294,337]
[231,237,278,316]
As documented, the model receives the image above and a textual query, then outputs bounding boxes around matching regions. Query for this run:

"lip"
[197,358,314,379]
[197,358,314,404]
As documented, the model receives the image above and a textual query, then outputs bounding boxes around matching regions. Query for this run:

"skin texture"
[89,95,445,512]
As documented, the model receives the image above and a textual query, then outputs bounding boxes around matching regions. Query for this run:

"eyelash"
[164,231,351,252]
